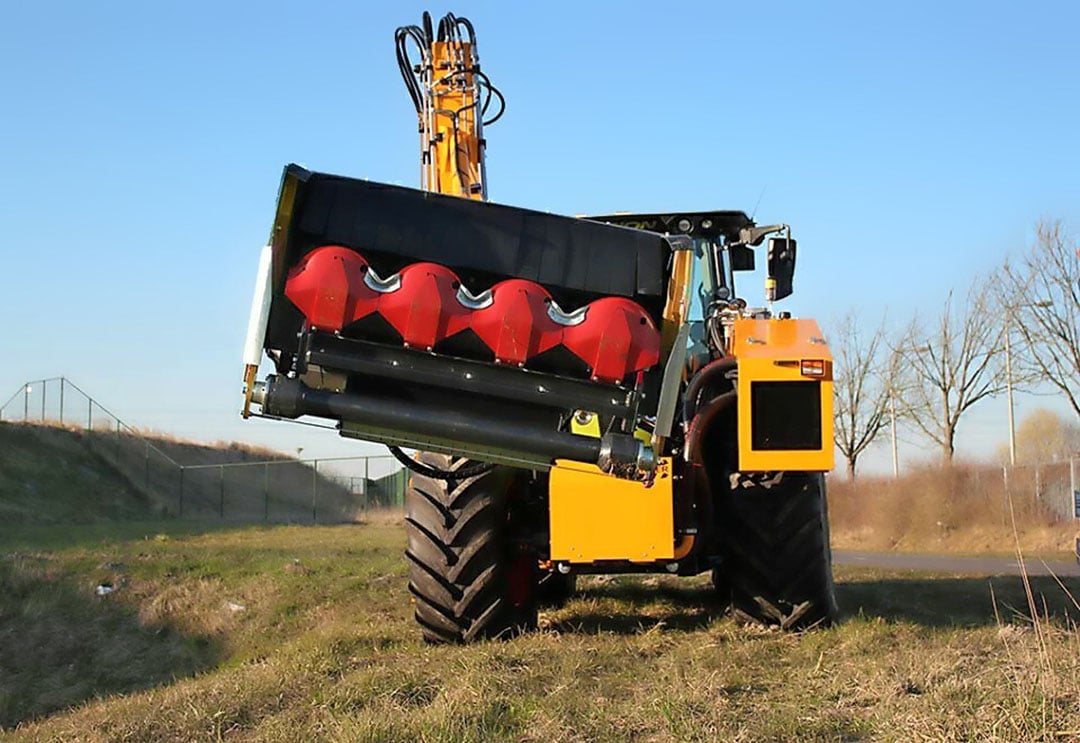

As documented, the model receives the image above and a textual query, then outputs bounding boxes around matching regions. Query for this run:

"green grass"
[0,521,251,552]
[0,423,155,524]
[3,521,1080,741]
[0,422,370,525]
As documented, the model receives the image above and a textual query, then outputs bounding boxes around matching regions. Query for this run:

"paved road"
[834,550,1080,577]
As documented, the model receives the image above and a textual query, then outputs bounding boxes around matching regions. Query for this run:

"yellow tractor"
[240,11,836,642]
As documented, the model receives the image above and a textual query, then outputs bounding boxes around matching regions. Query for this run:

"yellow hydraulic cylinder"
[423,41,485,199]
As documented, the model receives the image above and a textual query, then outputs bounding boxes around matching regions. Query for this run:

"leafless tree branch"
[831,311,892,479]
[894,276,1006,462]
[1000,219,1080,419]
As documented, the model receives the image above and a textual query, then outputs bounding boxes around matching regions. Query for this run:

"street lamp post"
[888,345,928,478]
[887,349,901,479]
[1005,313,1016,467]
[890,393,899,478]
[1004,300,1052,468]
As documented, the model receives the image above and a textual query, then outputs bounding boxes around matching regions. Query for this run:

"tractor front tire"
[405,453,537,643]
[720,471,837,630]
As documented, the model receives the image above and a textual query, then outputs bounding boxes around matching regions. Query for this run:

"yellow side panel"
[733,317,834,472]
[549,458,675,563]
[660,248,694,357]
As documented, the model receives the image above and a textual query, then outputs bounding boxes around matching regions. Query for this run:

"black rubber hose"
[422,11,433,44]
[387,444,495,480]
[395,26,426,114]
[470,70,505,125]
[685,390,737,466]
[482,84,506,125]
[457,16,477,48]
[683,357,737,423]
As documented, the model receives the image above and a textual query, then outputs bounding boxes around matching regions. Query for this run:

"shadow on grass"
[0,520,263,553]
[0,556,221,730]
[546,581,725,635]
[546,573,1080,636]
[838,573,1080,627]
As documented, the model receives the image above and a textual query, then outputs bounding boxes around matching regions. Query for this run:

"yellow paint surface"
[732,317,834,472]
[549,458,675,562]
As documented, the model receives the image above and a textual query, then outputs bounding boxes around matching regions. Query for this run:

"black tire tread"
[405,452,535,643]
[720,472,837,630]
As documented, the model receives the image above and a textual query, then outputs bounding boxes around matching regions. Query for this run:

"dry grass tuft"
[829,463,1078,555]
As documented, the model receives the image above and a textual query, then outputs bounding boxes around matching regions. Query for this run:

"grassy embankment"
[3,517,1079,742]
[0,422,365,525]
[3,434,1079,739]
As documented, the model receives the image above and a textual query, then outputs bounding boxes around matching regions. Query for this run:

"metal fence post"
[1035,466,1042,501]
[219,465,225,518]
[24,386,29,421]
[179,467,185,517]
[59,378,64,425]
[144,441,150,491]
[88,399,92,430]
[312,460,318,523]
[1071,457,1078,521]
[364,456,370,512]
[264,462,270,522]
[41,383,46,421]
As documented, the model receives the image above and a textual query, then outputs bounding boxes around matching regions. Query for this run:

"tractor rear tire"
[720,471,837,630]
[710,566,732,608]
[405,452,537,643]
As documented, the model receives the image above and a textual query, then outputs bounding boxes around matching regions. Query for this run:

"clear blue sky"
[2,1,1078,471]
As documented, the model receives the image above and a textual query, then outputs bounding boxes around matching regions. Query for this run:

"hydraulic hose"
[386,444,495,480]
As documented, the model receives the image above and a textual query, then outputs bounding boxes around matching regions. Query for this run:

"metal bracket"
[736,223,787,247]
[652,322,691,451]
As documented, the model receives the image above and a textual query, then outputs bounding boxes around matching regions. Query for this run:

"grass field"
[3,518,1080,741]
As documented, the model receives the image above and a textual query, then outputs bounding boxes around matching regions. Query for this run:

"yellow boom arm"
[396,13,503,200]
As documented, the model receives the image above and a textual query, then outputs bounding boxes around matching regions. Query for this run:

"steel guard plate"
[548,458,675,563]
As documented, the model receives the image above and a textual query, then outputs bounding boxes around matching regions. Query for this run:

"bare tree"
[1014,407,1080,465]
[831,311,891,479]
[896,277,1006,462]
[1001,220,1080,419]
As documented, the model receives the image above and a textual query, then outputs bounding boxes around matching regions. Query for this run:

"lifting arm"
[395,12,505,200]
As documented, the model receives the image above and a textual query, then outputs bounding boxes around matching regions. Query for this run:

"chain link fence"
[0,377,406,523]
[1003,459,1079,522]
[10,379,1076,525]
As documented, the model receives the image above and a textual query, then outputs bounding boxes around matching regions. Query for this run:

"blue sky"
[1,0,1077,472]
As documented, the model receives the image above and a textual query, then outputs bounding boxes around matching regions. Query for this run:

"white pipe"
[242,245,274,368]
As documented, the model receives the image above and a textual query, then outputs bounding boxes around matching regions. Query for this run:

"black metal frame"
[299,331,638,420]
[254,329,656,474]
[587,210,754,244]
[261,374,603,466]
